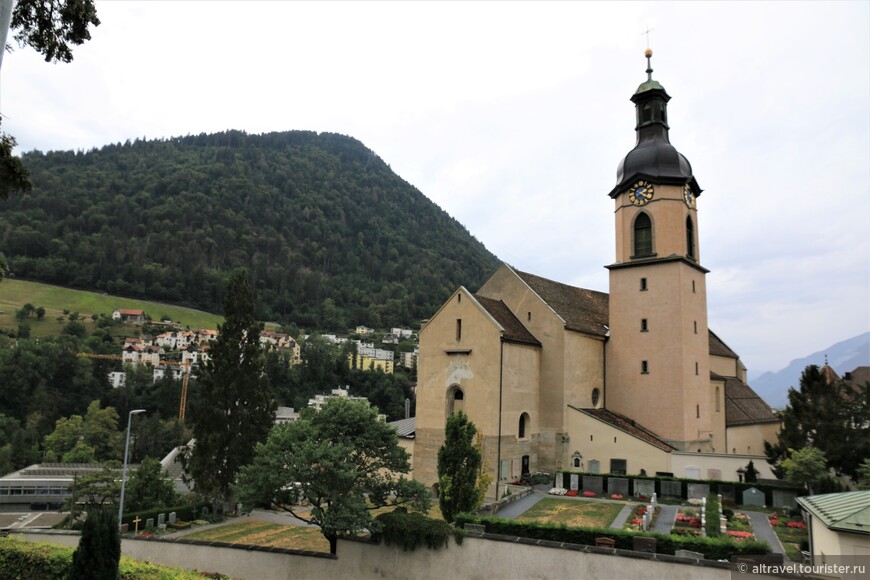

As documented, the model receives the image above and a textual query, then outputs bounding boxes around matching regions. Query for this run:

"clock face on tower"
[683,183,696,208]
[628,180,654,206]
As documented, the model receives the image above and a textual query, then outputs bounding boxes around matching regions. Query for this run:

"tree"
[124,457,177,513]
[2,1,101,200]
[67,465,120,523]
[234,397,429,555]
[857,459,870,490]
[9,0,101,63]
[43,401,121,462]
[437,411,484,522]
[781,446,828,495]
[70,508,120,580]
[185,269,274,503]
[765,364,870,481]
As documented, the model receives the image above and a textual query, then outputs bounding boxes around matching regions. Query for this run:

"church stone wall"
[726,423,780,458]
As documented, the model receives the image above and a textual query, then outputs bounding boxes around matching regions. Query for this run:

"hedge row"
[556,472,800,505]
[373,508,463,551]
[0,537,224,579]
[705,494,721,537]
[121,502,211,528]
[453,514,770,560]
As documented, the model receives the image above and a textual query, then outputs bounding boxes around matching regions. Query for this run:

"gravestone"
[633,479,655,499]
[719,485,736,504]
[675,549,704,560]
[120,523,129,534]
[608,477,629,498]
[742,487,765,507]
[633,536,656,553]
[772,490,797,509]
[169,512,177,524]
[685,467,701,480]
[661,480,682,498]
[687,483,710,500]
[583,475,604,495]
[595,537,615,548]
[569,473,580,491]
[157,513,165,527]
[145,518,154,529]
[588,459,600,474]
[707,469,722,480]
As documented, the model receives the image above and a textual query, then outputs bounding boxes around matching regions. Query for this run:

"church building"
[413,51,780,496]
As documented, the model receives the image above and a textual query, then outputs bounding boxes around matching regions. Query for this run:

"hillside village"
[105,309,418,389]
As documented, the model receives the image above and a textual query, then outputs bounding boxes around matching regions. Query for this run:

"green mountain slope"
[0,131,499,328]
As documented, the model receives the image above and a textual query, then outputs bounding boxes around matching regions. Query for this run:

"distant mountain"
[751,332,870,408]
[0,131,500,329]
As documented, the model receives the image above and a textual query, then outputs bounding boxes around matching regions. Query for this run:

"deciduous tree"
[235,397,429,555]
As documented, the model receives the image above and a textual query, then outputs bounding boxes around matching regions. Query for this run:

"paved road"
[491,490,546,519]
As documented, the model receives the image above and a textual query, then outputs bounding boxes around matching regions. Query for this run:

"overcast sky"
[1,1,868,374]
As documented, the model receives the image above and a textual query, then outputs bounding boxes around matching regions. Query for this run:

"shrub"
[0,536,224,579]
[453,514,770,560]
[71,509,120,579]
[705,494,721,537]
[374,508,463,551]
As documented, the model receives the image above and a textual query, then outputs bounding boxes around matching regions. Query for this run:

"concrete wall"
[807,518,870,560]
[13,530,735,580]
[670,452,777,481]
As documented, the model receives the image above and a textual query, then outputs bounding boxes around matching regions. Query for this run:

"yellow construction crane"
[77,353,192,420]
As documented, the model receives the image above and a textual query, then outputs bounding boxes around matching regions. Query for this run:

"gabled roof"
[709,330,739,358]
[474,295,541,346]
[724,378,780,426]
[569,406,675,452]
[513,269,609,338]
[389,417,416,438]
[797,491,870,536]
[118,309,144,316]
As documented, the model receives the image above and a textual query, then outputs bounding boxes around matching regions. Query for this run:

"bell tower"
[604,50,713,452]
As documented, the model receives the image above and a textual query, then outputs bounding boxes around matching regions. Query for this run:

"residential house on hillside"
[121,344,163,366]
[355,325,374,335]
[112,309,146,324]
[260,331,302,365]
[391,328,415,340]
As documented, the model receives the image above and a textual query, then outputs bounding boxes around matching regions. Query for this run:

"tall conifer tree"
[437,411,483,522]
[186,269,275,503]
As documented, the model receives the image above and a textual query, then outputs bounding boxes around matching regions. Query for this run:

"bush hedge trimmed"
[373,508,463,551]
[453,514,770,560]
[705,494,721,538]
[0,537,225,579]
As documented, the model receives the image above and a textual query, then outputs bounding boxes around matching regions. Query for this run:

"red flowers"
[726,530,753,542]
[583,491,597,497]
[631,518,643,525]
[566,490,578,496]
[787,521,806,529]
[675,514,701,528]
[610,494,623,500]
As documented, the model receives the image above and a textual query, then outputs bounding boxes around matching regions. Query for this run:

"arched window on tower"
[686,216,695,259]
[447,386,464,415]
[634,212,653,257]
[518,412,530,439]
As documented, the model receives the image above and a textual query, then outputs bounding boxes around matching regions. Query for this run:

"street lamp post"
[118,409,146,530]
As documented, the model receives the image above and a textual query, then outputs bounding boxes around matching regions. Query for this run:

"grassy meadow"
[516,498,625,528]
[0,278,223,336]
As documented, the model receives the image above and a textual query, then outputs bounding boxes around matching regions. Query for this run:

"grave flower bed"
[610,494,623,500]
[623,503,659,531]
[566,490,578,497]
[583,491,596,497]
[726,530,754,542]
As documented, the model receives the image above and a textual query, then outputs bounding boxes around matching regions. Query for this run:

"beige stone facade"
[414,56,781,496]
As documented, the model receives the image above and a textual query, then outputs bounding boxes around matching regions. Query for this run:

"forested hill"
[0,130,499,328]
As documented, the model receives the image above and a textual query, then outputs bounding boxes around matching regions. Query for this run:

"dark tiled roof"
[570,407,675,452]
[474,295,541,346]
[513,270,609,337]
[389,417,416,438]
[724,378,780,427]
[709,330,738,358]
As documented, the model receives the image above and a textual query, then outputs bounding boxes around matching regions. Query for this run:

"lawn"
[182,520,330,553]
[0,278,223,334]
[517,498,624,528]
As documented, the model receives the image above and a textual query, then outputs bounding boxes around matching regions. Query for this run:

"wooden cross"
[133,516,141,534]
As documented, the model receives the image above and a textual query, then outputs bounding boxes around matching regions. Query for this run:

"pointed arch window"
[686,216,695,260]
[634,212,653,257]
